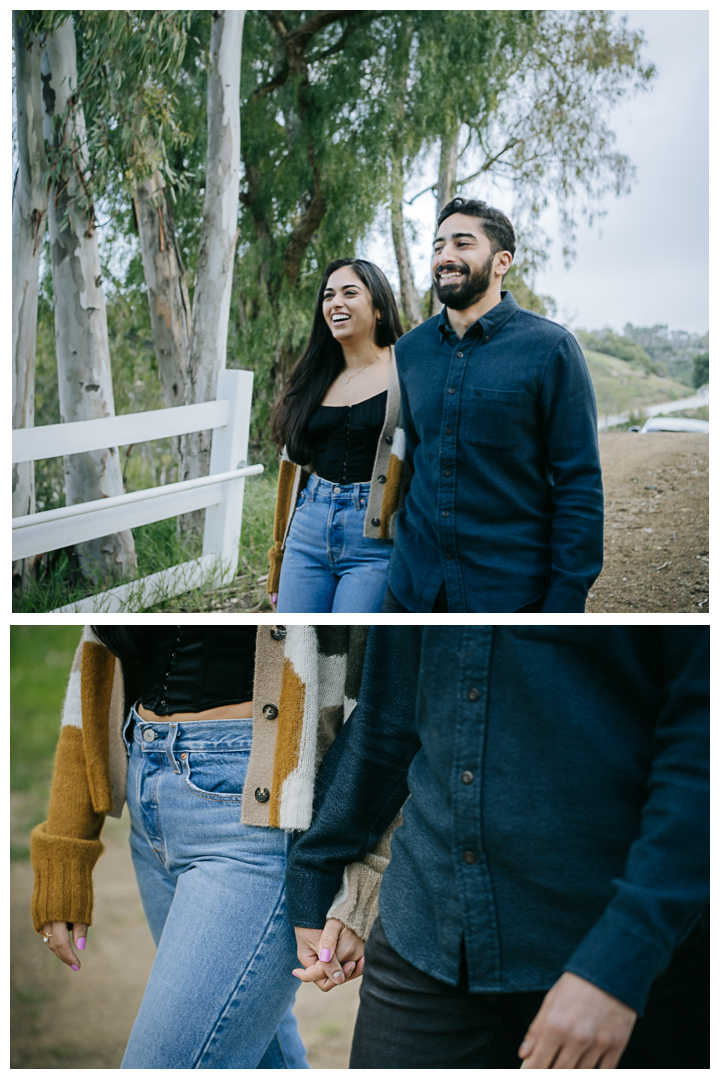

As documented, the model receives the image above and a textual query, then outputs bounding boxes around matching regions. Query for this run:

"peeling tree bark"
[391,155,423,329]
[132,171,190,412]
[179,10,244,539]
[430,126,460,317]
[42,18,137,586]
[12,13,48,586]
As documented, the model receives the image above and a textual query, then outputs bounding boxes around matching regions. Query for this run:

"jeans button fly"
[333,486,342,494]
[143,729,156,742]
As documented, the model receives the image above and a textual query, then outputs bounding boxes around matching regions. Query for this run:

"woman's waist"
[129,705,253,750]
[307,473,372,495]
[136,701,253,723]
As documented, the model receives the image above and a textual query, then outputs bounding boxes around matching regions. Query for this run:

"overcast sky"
[360,10,709,336]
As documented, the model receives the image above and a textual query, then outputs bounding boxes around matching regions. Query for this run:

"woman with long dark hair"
[30,625,383,1069]
[268,258,409,613]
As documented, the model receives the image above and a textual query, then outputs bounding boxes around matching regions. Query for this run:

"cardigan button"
[371,518,380,527]
[263,703,279,720]
[378,475,386,484]
[385,435,393,444]
[255,788,270,803]
[270,625,287,641]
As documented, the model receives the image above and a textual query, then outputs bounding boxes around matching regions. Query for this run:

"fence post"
[202,368,254,585]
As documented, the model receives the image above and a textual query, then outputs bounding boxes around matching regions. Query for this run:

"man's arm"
[285,626,423,930]
[540,332,604,612]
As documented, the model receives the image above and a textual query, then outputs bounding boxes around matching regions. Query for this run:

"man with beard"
[383,197,603,613]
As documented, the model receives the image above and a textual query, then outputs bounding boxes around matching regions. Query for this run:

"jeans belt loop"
[166,723,181,773]
[353,483,362,511]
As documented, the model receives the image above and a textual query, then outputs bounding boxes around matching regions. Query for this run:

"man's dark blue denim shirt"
[390,292,604,612]
[286,626,709,1016]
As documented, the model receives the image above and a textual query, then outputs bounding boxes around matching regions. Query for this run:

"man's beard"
[434,253,494,310]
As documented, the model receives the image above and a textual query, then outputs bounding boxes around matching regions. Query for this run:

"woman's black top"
[307,390,387,485]
[97,626,256,714]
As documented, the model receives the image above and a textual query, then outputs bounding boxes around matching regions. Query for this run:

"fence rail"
[12,368,263,613]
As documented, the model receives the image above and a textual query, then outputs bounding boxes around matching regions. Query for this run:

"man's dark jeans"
[382,584,545,614]
[350,916,709,1069]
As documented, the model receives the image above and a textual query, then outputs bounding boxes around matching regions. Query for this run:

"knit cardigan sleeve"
[30,631,121,932]
[267,456,305,595]
[326,812,403,941]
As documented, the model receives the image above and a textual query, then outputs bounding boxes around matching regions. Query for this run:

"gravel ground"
[11,809,359,1069]
[586,432,709,613]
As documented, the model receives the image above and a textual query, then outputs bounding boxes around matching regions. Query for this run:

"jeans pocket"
[182,749,250,802]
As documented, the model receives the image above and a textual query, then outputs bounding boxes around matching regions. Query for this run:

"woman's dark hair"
[91,626,157,663]
[271,258,403,462]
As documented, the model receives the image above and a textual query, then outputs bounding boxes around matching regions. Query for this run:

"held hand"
[519,972,637,1068]
[293,919,365,992]
[41,921,89,971]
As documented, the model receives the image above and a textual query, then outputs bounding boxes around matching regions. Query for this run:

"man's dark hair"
[437,197,516,259]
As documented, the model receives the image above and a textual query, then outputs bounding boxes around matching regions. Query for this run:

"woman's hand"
[270,593,278,612]
[41,921,88,971]
[293,918,365,992]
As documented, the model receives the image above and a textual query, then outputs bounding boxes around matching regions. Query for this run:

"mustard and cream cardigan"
[31,624,395,940]
[267,349,411,595]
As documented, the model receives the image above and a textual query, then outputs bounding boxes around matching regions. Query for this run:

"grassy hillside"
[581,348,691,420]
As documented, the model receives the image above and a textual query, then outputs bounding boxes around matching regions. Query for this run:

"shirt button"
[463,851,476,864]
[270,625,287,641]
[457,351,464,358]
[461,771,474,785]
[333,486,342,494]
[378,475,387,484]
[448,387,455,395]
[445,428,453,435]
[444,469,451,477]
[467,687,480,702]
[442,510,449,518]
[263,703,279,720]
[255,788,270,803]
[445,551,454,559]
[143,729,156,742]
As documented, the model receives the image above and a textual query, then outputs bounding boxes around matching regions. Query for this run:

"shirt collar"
[438,290,519,345]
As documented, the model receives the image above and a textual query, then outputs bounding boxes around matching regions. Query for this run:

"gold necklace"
[344,355,379,386]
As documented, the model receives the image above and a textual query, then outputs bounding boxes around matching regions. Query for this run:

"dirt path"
[11,811,359,1069]
[586,433,708,613]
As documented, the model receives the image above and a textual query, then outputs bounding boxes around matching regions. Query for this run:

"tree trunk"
[132,171,190,412]
[390,155,423,328]
[12,12,48,587]
[430,125,460,317]
[179,10,244,539]
[42,18,137,586]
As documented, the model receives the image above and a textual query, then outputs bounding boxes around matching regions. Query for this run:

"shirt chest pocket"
[462,387,533,450]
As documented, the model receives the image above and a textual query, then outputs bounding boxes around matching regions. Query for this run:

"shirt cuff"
[541,585,587,613]
[563,911,669,1016]
[285,867,344,930]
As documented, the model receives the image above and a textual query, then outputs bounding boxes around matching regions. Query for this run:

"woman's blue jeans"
[120,709,309,1069]
[276,473,393,613]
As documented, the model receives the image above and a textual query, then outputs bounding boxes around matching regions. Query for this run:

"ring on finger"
[42,932,53,944]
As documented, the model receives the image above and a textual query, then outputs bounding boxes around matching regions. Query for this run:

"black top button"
[378,475,386,484]
[270,626,286,641]
[463,850,476,864]
[467,687,480,702]
[263,703,279,720]
[461,771,474,785]
[372,517,380,527]
[255,788,270,803]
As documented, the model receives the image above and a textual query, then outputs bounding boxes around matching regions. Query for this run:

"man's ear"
[495,250,513,278]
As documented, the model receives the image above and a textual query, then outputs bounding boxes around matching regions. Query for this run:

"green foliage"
[10,626,80,791]
[622,324,708,387]
[693,352,709,388]
[581,347,690,419]
[575,328,654,373]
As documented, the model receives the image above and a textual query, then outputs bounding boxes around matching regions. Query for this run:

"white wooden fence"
[12,368,264,613]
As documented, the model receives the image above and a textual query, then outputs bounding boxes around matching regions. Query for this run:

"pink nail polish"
[320,948,332,962]
[71,964,80,971]
[77,937,86,950]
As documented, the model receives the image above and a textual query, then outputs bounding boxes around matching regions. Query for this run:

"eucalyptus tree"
[12,13,48,584]
[41,17,138,585]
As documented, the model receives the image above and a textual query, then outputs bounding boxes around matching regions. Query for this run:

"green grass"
[13,469,278,614]
[582,348,692,419]
[10,626,80,792]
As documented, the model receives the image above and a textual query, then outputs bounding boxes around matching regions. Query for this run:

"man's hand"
[293,919,365,992]
[519,972,637,1068]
